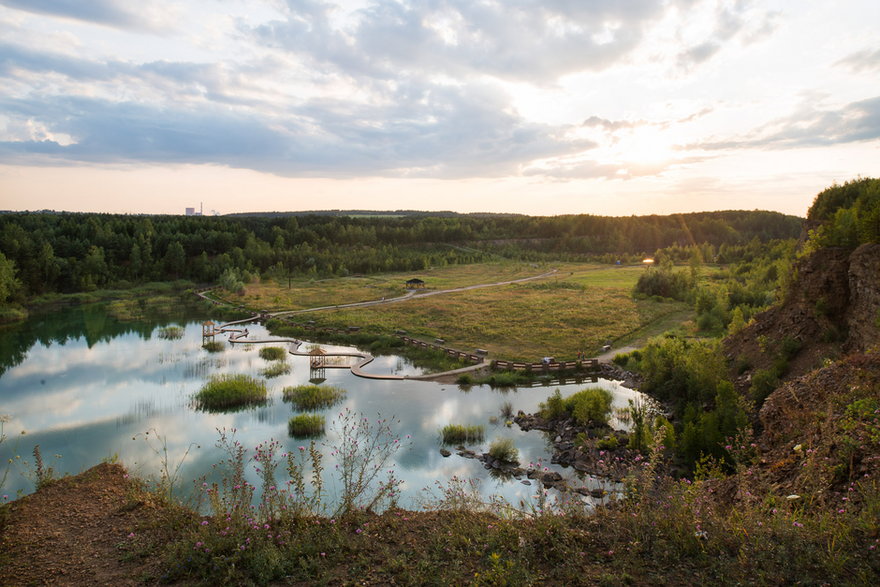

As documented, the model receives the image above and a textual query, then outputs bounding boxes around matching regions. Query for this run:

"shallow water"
[0,305,642,511]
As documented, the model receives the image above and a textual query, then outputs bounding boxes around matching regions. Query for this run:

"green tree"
[0,252,21,303]
[163,241,186,278]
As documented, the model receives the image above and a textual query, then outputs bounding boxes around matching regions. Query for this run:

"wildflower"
[320,552,326,557]
[127,532,135,538]
[792,521,803,528]
[356,528,362,534]
[201,520,209,526]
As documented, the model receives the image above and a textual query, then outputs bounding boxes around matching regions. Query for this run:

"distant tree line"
[0,209,801,302]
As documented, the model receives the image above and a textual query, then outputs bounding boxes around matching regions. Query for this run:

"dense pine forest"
[0,209,800,302]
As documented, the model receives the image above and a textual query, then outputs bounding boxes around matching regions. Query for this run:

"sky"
[0,0,877,217]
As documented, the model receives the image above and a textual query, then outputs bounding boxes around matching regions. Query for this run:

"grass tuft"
[202,340,224,353]
[282,385,346,410]
[261,362,291,378]
[258,346,287,361]
[194,374,267,412]
[440,424,485,445]
[157,325,184,340]
[487,437,518,464]
[288,413,325,438]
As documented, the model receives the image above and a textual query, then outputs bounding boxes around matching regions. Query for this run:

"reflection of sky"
[0,316,644,509]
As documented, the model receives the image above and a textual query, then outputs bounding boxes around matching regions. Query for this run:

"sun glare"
[616,127,676,165]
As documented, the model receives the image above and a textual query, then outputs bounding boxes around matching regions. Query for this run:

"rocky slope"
[724,242,880,394]
[722,241,879,503]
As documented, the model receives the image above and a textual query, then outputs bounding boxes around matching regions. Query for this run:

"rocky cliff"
[724,243,880,394]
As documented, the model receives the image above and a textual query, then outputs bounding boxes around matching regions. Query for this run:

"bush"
[568,388,614,426]
[750,368,779,406]
[539,389,568,420]
[259,346,287,361]
[288,414,325,438]
[282,385,346,410]
[194,374,267,411]
[596,435,619,450]
[440,424,484,445]
[634,266,693,301]
[539,387,613,426]
[488,438,519,464]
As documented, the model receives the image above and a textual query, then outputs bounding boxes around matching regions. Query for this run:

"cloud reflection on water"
[0,316,642,510]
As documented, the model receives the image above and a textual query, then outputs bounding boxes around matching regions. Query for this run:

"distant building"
[185,203,204,216]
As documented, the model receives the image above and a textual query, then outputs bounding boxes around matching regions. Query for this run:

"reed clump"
[259,346,287,361]
[282,384,347,410]
[487,437,518,464]
[440,423,485,445]
[194,374,267,411]
[261,362,291,378]
[157,325,184,340]
[288,413,325,438]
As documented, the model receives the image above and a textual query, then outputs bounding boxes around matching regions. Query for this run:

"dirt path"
[0,463,167,585]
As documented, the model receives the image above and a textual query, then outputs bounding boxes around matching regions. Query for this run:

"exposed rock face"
[724,245,880,393]
[846,243,880,353]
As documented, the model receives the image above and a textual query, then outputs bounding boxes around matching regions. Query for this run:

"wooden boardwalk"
[209,318,485,381]
[197,266,606,381]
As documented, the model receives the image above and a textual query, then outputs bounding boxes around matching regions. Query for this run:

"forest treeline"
[0,209,800,302]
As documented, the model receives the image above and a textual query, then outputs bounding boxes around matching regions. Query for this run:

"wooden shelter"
[309,347,327,369]
[405,278,426,289]
[201,320,216,340]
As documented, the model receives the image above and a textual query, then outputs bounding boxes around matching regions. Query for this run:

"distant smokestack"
[200,202,203,216]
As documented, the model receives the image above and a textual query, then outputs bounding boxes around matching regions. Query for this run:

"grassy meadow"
[238,262,692,361]
[237,261,556,312]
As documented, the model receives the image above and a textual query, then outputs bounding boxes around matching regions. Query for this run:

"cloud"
[0,41,118,81]
[675,0,778,69]
[582,116,642,132]
[251,0,684,84]
[0,0,171,31]
[687,96,880,151]
[835,48,880,73]
[0,79,588,179]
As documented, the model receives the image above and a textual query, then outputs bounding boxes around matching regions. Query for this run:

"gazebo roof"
[309,347,326,355]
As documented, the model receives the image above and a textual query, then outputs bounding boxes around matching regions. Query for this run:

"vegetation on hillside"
[804,177,880,249]
[0,210,799,304]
